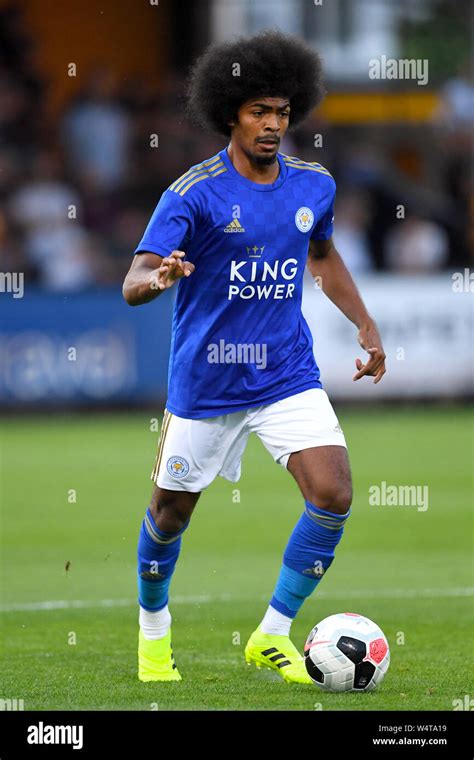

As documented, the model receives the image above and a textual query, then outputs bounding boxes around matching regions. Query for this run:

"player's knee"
[315,482,352,514]
[149,488,199,532]
[160,509,189,533]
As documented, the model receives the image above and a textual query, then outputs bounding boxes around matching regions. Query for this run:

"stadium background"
[1,0,472,712]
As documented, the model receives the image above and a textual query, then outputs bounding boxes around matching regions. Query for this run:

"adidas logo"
[224,219,245,233]
[260,647,291,669]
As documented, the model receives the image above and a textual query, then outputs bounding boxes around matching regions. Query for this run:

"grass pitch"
[1,406,472,710]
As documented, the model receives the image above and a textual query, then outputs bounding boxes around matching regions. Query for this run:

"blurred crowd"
[0,5,471,291]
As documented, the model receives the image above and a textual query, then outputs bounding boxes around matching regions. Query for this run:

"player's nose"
[263,114,280,132]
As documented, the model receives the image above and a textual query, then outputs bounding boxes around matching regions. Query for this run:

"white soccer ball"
[304,612,390,692]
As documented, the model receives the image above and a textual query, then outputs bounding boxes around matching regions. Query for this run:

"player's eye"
[253,111,263,117]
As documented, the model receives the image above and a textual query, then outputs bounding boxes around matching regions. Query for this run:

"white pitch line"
[1,587,473,613]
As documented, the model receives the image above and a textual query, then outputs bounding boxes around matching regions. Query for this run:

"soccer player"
[122,30,386,683]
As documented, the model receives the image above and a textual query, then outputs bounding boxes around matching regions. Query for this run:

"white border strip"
[1,587,472,613]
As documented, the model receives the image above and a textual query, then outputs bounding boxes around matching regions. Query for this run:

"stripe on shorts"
[151,410,173,482]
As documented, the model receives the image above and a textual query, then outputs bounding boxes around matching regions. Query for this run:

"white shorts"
[151,388,346,492]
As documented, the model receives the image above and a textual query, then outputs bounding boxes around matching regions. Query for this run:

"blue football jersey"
[135,147,335,419]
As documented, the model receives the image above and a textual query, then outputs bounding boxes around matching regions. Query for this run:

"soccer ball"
[304,612,390,692]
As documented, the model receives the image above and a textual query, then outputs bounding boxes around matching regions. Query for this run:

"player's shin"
[261,501,351,635]
[137,508,190,639]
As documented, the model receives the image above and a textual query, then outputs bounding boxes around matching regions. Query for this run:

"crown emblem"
[246,245,265,258]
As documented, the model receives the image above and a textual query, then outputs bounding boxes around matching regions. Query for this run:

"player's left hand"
[353,321,386,384]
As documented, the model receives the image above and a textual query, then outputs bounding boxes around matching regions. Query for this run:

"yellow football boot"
[138,629,182,682]
[244,625,312,684]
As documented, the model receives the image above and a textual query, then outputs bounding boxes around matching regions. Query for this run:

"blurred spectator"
[0,69,33,147]
[0,146,21,196]
[0,207,37,281]
[433,61,473,268]
[436,63,474,134]
[108,207,149,274]
[385,216,449,274]
[61,66,130,190]
[8,149,107,290]
[333,190,374,274]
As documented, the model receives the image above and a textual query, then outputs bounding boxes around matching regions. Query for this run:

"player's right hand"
[149,250,195,291]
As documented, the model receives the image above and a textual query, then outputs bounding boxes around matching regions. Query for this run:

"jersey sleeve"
[134,189,196,257]
[310,177,336,241]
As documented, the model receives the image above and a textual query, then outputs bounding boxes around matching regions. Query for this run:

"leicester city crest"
[167,456,190,479]
[295,206,314,233]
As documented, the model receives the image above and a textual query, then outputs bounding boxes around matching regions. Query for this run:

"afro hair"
[185,29,325,137]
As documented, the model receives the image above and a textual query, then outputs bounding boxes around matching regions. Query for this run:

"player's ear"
[227,110,239,129]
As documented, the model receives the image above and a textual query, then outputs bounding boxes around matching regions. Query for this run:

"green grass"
[1,407,473,710]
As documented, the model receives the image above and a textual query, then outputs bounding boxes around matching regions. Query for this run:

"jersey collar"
[219,146,287,192]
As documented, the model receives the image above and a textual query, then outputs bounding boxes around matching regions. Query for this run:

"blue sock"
[269,500,351,619]
[137,508,190,612]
